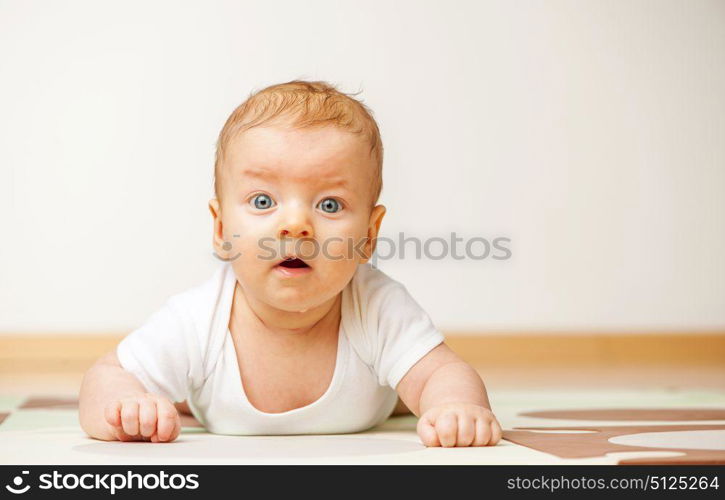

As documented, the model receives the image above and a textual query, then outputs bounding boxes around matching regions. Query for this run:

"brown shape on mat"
[520,408,725,421]
[20,397,79,409]
[0,413,9,425]
[504,424,725,465]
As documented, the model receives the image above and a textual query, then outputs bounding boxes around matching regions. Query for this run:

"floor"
[2,367,724,465]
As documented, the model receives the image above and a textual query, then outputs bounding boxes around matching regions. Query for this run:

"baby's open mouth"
[277,257,310,269]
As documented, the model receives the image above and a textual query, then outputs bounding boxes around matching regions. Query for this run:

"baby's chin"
[263,287,336,313]
[236,262,357,312]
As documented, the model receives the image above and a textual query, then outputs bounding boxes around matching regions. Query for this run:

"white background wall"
[1,0,723,334]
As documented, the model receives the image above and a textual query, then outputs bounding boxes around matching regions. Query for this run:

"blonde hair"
[214,80,384,206]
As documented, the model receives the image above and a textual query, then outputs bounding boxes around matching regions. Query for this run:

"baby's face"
[211,123,384,313]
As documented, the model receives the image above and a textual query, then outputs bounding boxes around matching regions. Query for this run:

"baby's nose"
[279,227,310,238]
[278,210,313,239]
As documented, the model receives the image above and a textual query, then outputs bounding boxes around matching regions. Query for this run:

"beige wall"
[1,0,723,334]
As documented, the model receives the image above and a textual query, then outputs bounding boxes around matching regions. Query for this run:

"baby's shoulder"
[342,264,426,342]
[166,263,232,314]
[342,264,444,386]
[343,263,407,318]
[350,263,406,302]
[160,263,236,349]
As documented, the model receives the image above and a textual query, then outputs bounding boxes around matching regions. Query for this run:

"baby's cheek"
[294,239,318,260]
[249,237,278,262]
[319,237,362,263]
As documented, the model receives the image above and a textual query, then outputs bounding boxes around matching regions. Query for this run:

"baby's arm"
[395,343,502,447]
[78,350,181,442]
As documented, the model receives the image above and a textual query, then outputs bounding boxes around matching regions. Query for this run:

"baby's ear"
[362,204,386,262]
[208,199,225,253]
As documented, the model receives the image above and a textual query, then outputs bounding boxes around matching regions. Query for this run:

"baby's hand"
[103,393,181,443]
[417,403,502,447]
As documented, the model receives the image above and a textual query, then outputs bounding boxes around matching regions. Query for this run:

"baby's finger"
[120,400,140,437]
[112,422,135,442]
[416,416,440,447]
[456,414,475,447]
[490,418,503,445]
[155,398,179,442]
[138,398,158,438]
[169,414,182,442]
[435,412,458,448]
[104,400,122,428]
[473,416,492,446]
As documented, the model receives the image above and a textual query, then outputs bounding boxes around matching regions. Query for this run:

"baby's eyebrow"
[240,168,278,180]
[319,177,350,189]
[241,167,351,190]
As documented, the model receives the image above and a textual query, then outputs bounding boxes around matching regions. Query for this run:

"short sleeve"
[116,297,192,403]
[367,281,445,390]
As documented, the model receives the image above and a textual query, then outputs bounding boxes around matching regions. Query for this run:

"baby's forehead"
[226,125,372,183]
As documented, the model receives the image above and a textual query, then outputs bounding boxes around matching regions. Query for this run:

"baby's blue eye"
[251,193,275,210]
[318,198,342,213]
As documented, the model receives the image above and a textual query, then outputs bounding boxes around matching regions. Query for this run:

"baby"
[78,80,502,447]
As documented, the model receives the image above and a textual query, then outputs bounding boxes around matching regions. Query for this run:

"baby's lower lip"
[273,264,313,278]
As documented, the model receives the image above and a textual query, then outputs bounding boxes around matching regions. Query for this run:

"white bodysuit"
[116,262,445,435]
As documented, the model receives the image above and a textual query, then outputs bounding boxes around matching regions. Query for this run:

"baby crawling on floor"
[78,80,502,447]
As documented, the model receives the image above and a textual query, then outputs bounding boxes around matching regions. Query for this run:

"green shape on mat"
[0,395,27,413]
[0,409,81,432]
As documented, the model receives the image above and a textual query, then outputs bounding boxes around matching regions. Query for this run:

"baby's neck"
[233,281,341,339]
